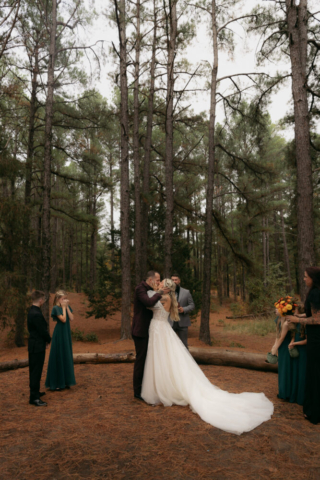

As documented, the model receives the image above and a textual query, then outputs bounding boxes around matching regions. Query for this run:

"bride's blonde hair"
[162,278,180,322]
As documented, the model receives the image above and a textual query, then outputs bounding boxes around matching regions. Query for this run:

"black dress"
[303,287,320,424]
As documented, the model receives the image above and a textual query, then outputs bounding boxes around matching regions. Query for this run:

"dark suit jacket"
[27,305,51,353]
[132,281,162,338]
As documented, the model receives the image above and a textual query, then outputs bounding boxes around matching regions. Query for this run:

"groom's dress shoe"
[39,392,46,397]
[134,394,144,401]
[29,399,47,406]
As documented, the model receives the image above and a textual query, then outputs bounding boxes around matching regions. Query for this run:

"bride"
[141,278,274,435]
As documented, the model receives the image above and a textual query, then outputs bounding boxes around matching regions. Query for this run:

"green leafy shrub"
[71,328,84,341]
[71,328,98,343]
[229,341,245,348]
[84,333,98,343]
[230,303,246,318]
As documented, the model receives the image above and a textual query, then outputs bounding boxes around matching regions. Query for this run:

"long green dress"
[276,318,307,406]
[45,306,76,390]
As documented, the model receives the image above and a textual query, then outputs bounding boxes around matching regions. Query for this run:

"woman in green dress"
[45,291,76,391]
[272,315,307,405]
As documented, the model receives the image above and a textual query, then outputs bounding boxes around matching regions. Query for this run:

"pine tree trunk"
[69,229,73,290]
[115,0,132,339]
[50,215,58,293]
[141,1,157,280]
[281,209,293,293]
[263,217,267,288]
[200,0,218,344]
[41,0,57,326]
[164,0,177,277]
[133,0,142,284]
[286,0,315,300]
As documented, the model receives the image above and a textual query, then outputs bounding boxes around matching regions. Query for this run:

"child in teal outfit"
[45,291,76,391]
[273,315,307,405]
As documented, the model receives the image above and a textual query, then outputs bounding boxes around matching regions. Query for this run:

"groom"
[132,271,170,400]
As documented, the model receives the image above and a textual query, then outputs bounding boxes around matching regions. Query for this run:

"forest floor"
[1,293,320,480]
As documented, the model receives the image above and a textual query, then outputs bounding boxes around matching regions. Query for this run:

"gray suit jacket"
[169,286,195,327]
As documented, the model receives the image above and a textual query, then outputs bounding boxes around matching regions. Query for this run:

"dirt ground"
[1,293,320,480]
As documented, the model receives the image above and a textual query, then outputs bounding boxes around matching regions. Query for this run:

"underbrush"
[223,315,276,337]
[71,328,98,343]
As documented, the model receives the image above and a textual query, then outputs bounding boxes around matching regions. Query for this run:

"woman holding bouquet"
[287,267,320,424]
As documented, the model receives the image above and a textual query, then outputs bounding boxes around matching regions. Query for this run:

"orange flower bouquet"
[274,296,298,317]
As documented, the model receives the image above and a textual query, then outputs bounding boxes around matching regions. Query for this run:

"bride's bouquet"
[274,296,298,317]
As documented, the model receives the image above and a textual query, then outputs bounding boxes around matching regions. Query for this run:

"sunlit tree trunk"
[286,0,315,300]
[200,0,218,344]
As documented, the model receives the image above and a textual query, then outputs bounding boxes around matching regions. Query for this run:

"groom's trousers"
[132,335,149,396]
[29,350,46,402]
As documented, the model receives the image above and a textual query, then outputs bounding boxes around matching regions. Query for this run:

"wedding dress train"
[141,291,274,435]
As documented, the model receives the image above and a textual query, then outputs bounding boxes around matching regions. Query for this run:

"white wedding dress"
[141,291,274,435]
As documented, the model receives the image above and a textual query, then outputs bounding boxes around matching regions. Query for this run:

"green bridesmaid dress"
[276,319,307,406]
[45,306,76,390]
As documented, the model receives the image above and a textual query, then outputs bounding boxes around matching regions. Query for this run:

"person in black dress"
[288,267,320,424]
[27,290,51,406]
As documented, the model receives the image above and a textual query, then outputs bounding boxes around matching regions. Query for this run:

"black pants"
[132,335,149,396]
[29,350,46,402]
[172,323,189,349]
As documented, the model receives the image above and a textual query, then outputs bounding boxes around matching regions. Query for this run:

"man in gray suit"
[170,273,195,349]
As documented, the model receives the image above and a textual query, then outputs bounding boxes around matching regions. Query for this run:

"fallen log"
[73,352,135,364]
[189,347,278,373]
[0,358,29,373]
[0,348,277,373]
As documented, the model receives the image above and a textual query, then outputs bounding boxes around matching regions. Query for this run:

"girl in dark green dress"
[274,316,307,405]
[45,291,76,391]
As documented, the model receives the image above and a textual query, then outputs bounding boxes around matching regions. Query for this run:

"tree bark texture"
[164,0,177,277]
[133,0,142,284]
[281,208,293,293]
[141,0,157,280]
[200,0,218,344]
[115,0,132,339]
[41,0,57,327]
[286,0,315,300]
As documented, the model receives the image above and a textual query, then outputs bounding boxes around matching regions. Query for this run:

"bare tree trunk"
[62,224,66,287]
[133,0,142,284]
[286,0,315,300]
[50,215,58,292]
[109,160,115,270]
[115,0,131,339]
[69,229,73,290]
[41,0,57,327]
[200,0,218,344]
[141,0,157,280]
[281,209,293,293]
[164,0,177,277]
[263,217,267,288]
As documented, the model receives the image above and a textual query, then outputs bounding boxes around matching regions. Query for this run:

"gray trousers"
[172,322,188,349]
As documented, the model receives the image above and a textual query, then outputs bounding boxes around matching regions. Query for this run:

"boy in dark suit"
[27,290,51,406]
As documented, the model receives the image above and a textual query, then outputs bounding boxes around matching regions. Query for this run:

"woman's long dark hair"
[306,267,320,292]
[305,268,320,315]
